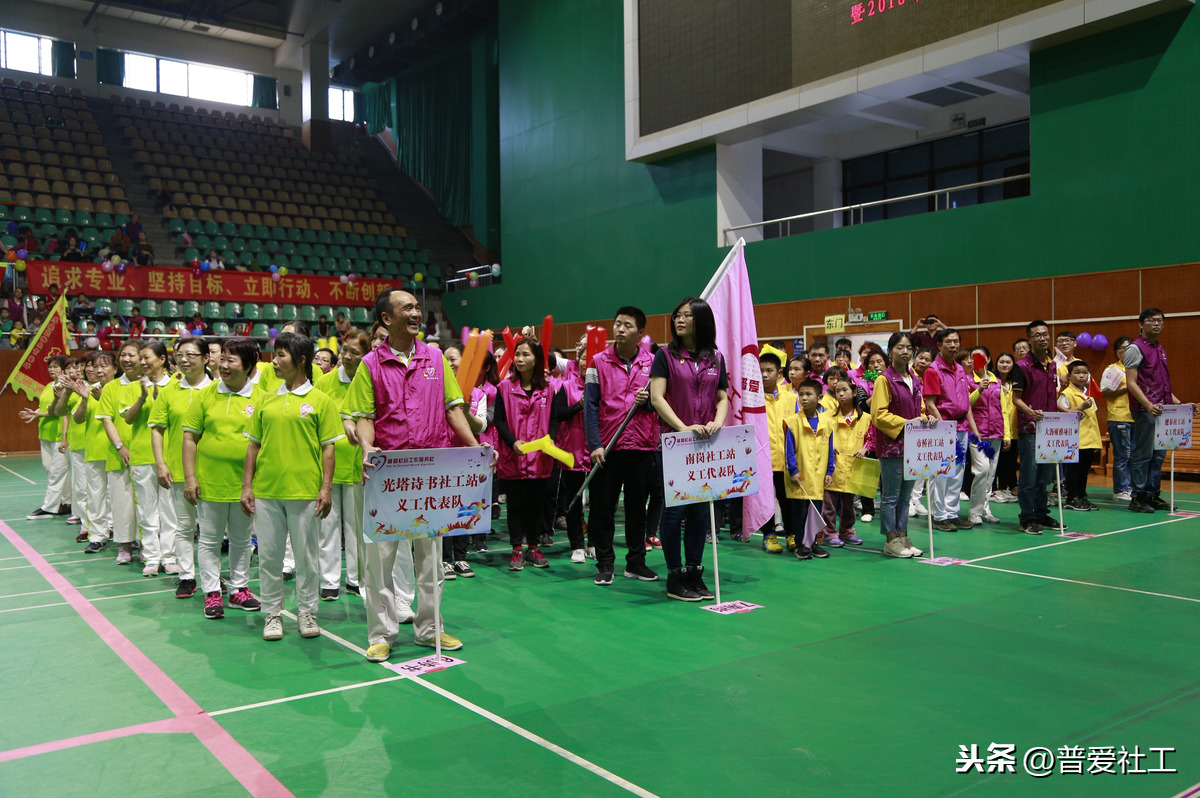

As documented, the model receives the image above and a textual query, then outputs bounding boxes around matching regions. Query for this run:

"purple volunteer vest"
[972,377,1004,439]
[1015,352,1057,435]
[659,347,724,433]
[360,340,452,451]
[497,378,554,480]
[876,367,923,459]
[1130,336,1172,411]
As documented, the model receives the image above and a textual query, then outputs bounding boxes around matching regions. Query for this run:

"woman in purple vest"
[869,331,927,559]
[649,297,729,602]
[494,337,564,571]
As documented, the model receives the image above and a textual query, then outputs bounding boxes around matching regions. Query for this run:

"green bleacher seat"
[238,224,254,238]
[254,225,269,240]
[149,320,167,335]
[351,307,370,324]
[280,304,298,320]
[271,227,286,241]
[348,233,363,246]
[251,323,269,338]
[0,235,17,249]
[193,235,211,251]
[212,236,229,251]
[35,208,53,224]
[335,306,351,321]
[239,252,256,268]
[116,299,136,316]
[186,219,203,235]
[12,206,32,222]
[311,243,327,258]
[332,231,348,245]
[221,222,237,237]
[427,277,441,290]
[0,206,8,220]
[212,321,231,335]
[296,242,312,257]
[280,241,295,256]
[317,230,333,245]
[95,213,113,228]
[81,228,101,245]
[242,303,261,320]
[316,305,333,320]
[229,237,246,253]
[261,304,280,321]
[224,302,241,318]
[286,228,302,242]
[328,244,344,258]
[181,300,201,317]
[203,221,220,236]
[306,255,321,270]
[140,299,158,317]
[75,210,93,226]
[161,300,178,317]
[183,247,199,262]
[272,254,289,269]
[399,262,414,277]
[168,218,185,234]
[114,214,131,228]
[414,251,429,264]
[247,239,263,255]
[56,210,74,226]
[344,246,359,260]
[299,306,316,322]
[203,302,222,318]
[301,229,317,243]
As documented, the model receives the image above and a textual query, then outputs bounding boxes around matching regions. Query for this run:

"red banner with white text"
[24,260,392,307]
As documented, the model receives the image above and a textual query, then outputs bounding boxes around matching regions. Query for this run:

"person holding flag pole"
[649,297,728,602]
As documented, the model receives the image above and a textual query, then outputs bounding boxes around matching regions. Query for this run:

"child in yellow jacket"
[821,378,872,546]
[1058,360,1101,511]
[760,352,798,554]
[784,378,835,560]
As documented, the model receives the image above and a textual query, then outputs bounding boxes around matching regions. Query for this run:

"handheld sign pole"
[1056,463,1065,532]
[707,499,721,605]
[926,478,934,560]
[434,537,443,661]
[568,383,648,511]
[1171,450,1175,513]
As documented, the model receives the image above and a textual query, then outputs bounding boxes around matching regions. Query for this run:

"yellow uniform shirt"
[1000,382,1017,441]
[1101,362,1132,423]
[764,384,797,473]
[1059,383,1101,450]
[828,409,873,494]
[783,412,834,501]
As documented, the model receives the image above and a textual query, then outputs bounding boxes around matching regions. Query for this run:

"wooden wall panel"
[1141,264,1200,313]
[978,278,1052,326]
[1054,271,1140,321]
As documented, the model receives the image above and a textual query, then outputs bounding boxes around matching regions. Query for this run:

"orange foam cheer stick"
[456,329,482,395]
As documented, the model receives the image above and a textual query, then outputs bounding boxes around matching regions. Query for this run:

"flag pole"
[707,499,721,605]
[700,238,745,302]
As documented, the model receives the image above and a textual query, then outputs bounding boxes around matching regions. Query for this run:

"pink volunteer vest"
[361,340,453,451]
[497,378,554,480]
[592,345,658,451]
[555,372,591,472]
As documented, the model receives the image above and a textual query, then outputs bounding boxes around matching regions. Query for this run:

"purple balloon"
[1075,332,1092,349]
[1091,334,1108,351]
[115,263,127,276]
[340,275,349,284]
[268,327,279,337]
[192,267,202,277]
[16,249,27,259]
[271,272,281,282]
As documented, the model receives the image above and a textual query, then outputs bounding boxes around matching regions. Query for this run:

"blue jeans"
[659,502,709,570]
[1131,412,1166,499]
[1107,421,1133,495]
[1017,433,1054,524]
[879,457,914,537]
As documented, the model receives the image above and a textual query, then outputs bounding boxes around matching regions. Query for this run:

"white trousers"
[130,464,173,566]
[362,536,441,646]
[68,449,88,524]
[969,438,1002,518]
[255,498,319,616]
[108,469,137,544]
[197,500,254,595]
[167,482,197,580]
[85,460,111,542]
[39,440,70,512]
[319,482,363,590]
[931,431,968,521]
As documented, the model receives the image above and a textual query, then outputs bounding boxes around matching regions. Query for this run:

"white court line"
[0,557,97,571]
[0,588,176,615]
[0,576,173,600]
[962,517,1192,564]
[0,600,69,614]
[962,562,1200,604]
[278,610,660,798]
[208,675,411,717]
[0,463,36,484]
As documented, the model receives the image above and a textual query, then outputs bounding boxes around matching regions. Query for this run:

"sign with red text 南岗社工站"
[661,424,760,508]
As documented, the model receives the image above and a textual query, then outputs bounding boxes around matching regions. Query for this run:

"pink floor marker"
[0,717,190,763]
[920,556,966,566]
[0,521,293,797]
[383,654,467,676]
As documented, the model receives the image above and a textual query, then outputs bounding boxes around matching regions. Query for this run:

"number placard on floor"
[362,447,493,542]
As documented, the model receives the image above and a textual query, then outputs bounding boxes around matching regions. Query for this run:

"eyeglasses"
[1030,332,1051,339]
[1143,317,1165,325]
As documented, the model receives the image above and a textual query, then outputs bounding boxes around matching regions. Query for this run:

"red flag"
[3,294,71,400]
[700,239,774,538]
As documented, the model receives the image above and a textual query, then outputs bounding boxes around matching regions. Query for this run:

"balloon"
[101,261,113,273]
[111,256,121,266]
[201,261,210,272]
[461,326,470,345]
[189,259,200,269]
[115,263,126,275]
[269,264,278,273]
[4,251,14,262]
[1091,334,1108,351]
[278,267,288,276]
[348,273,357,282]
[468,271,478,281]
[192,267,202,277]
[340,275,349,284]
[271,272,281,282]
[85,336,99,349]
[179,330,191,339]
[1075,332,1092,349]
[491,264,500,277]
[268,327,278,337]
[16,249,27,259]
[468,279,478,288]
[414,272,424,283]
[14,259,25,271]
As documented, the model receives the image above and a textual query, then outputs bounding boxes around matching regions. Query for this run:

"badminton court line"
[279,610,661,798]
[961,516,1192,564]
[961,563,1200,604]
[0,463,36,484]
[209,675,411,717]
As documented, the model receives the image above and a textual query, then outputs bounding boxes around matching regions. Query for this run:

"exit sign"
[967,117,986,129]
[867,311,888,321]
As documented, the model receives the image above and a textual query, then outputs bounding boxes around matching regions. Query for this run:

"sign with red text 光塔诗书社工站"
[361,447,493,542]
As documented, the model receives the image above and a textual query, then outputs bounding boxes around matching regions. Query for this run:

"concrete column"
[812,158,843,231]
[716,140,763,246]
[301,39,330,152]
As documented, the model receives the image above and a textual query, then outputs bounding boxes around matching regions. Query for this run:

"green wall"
[461,3,1198,329]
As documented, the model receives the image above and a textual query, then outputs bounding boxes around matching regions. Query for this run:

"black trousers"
[996,441,1018,490]
[556,469,588,550]
[500,477,549,548]
[1064,449,1096,500]
[586,449,655,571]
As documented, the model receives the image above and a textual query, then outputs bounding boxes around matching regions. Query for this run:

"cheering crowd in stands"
[16,290,1196,660]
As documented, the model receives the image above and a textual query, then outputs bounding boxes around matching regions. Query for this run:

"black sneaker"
[951,516,975,530]
[452,561,476,578]
[83,541,106,554]
[1129,497,1155,513]
[932,519,958,532]
[1036,517,1067,531]
[539,533,554,546]
[345,583,361,596]
[810,543,831,559]
[593,570,614,586]
[282,570,295,581]
[320,588,339,601]
[1065,498,1086,511]
[472,540,489,553]
[1149,495,1168,510]
[75,531,89,542]
[623,563,659,582]
[688,566,715,599]
[26,508,56,520]
[665,568,700,601]
[1018,521,1044,535]
[175,579,197,599]
[794,545,813,561]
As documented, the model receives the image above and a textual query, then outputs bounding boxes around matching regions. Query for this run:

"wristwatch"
[114,442,125,450]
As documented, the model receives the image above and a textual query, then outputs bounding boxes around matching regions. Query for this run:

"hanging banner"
[1155,405,1193,450]
[1035,412,1080,463]
[25,260,384,306]
[661,424,760,507]
[361,447,493,542]
[903,420,956,479]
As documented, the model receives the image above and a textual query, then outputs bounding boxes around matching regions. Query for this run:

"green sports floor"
[2,452,1199,798]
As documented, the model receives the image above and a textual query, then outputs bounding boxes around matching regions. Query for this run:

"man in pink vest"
[922,328,979,531]
[1124,307,1198,513]
[344,288,485,663]
[584,306,660,586]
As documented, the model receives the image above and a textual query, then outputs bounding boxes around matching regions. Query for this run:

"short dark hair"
[915,346,937,360]
[1057,330,1075,341]
[1067,359,1089,374]
[511,337,548,391]
[834,337,851,348]
[796,378,823,395]
[375,286,404,325]
[934,327,960,344]
[1012,337,1029,350]
[614,305,646,331]
[274,331,313,382]
[1139,307,1165,323]
[759,352,782,370]
[1113,335,1133,354]
[281,320,309,337]
[823,365,847,383]
[887,331,914,354]
[808,342,828,354]
[175,336,206,357]
[47,355,68,369]
[667,297,717,365]
[223,338,260,372]
[139,339,169,360]
[788,355,811,372]
[316,347,338,366]
[1026,320,1049,336]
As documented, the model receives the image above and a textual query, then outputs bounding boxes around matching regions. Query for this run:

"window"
[842,119,1029,224]
[0,29,58,76]
[118,50,265,108]
[329,87,357,122]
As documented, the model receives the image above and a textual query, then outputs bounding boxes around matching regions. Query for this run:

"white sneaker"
[910,501,928,517]
[968,514,983,527]
[585,546,596,560]
[397,600,415,624]
[570,548,586,563]
[162,560,179,575]
[142,563,159,577]
[982,512,1000,524]
[901,536,924,557]
[883,538,912,558]
[860,514,873,523]
[263,614,284,641]
[959,491,969,501]
[297,612,320,638]
[1114,491,1132,501]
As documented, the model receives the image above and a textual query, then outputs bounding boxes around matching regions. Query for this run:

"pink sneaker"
[203,592,224,619]
[645,535,662,549]
[509,549,524,571]
[228,587,261,611]
[525,548,549,568]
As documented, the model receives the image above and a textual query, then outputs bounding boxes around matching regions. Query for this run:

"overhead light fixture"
[411,18,419,31]
[388,32,396,45]
[435,3,443,15]
[368,46,375,57]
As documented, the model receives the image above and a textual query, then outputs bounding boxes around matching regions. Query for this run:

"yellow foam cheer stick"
[517,435,575,469]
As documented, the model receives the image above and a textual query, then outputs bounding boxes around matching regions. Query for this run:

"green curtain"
[96,48,123,85]
[352,91,365,125]
[361,81,396,135]
[392,56,472,226]
[251,75,278,110]
[51,41,76,79]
